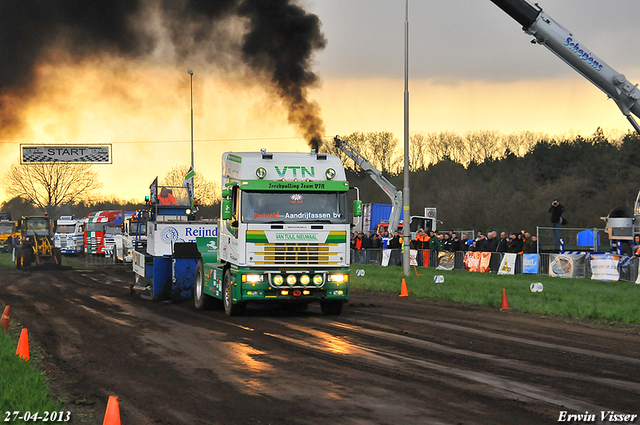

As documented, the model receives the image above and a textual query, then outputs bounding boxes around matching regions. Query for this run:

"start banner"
[464,252,491,273]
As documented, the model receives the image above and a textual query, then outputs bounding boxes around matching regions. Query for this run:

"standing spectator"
[460,234,470,252]
[475,231,489,252]
[523,232,536,253]
[633,235,640,256]
[429,232,442,251]
[355,233,363,250]
[350,232,357,250]
[508,232,524,253]
[442,233,453,251]
[361,231,372,250]
[487,231,499,252]
[371,233,381,249]
[389,231,402,250]
[381,231,390,250]
[451,234,462,252]
[549,199,565,246]
[497,232,509,252]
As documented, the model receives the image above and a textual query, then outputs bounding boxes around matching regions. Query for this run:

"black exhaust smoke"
[0,0,326,149]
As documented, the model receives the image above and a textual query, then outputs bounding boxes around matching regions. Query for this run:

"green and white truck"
[194,149,358,316]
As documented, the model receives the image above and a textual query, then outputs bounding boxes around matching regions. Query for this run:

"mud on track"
[1,266,639,424]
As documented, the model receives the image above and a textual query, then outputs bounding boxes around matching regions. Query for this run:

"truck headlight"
[328,274,348,283]
[300,274,310,286]
[325,168,336,180]
[287,275,297,286]
[242,274,265,283]
[256,167,267,179]
[313,274,324,285]
[272,275,284,286]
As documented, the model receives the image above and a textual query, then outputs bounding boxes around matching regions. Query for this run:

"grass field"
[350,264,640,324]
[0,327,62,424]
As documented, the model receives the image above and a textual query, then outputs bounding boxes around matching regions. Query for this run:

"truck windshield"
[130,222,146,235]
[26,219,48,236]
[0,223,14,233]
[86,222,104,232]
[56,224,76,233]
[105,225,121,235]
[241,191,349,224]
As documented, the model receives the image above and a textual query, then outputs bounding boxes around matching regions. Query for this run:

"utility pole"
[402,0,411,276]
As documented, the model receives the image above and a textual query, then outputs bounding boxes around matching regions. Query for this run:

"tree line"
[2,128,640,234]
[324,128,640,233]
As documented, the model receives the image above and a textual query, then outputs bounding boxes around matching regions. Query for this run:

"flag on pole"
[183,166,196,208]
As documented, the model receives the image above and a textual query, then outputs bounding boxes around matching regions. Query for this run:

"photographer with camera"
[549,199,565,247]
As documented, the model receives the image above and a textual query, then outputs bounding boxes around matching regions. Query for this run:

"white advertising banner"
[498,253,517,275]
[148,222,218,256]
[381,249,391,267]
[590,253,619,281]
[410,249,418,266]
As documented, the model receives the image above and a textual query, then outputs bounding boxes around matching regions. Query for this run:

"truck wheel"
[194,260,215,310]
[320,300,343,315]
[22,248,32,268]
[15,246,22,269]
[223,269,245,316]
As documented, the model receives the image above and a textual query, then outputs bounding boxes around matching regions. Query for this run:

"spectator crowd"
[350,228,538,254]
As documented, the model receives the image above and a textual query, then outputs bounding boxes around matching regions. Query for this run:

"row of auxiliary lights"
[241,272,348,287]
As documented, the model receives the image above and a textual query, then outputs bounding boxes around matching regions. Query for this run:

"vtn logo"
[274,166,315,178]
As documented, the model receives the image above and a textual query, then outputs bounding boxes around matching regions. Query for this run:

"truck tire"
[320,300,343,315]
[194,260,215,310]
[223,269,245,316]
[22,248,32,268]
[15,246,22,269]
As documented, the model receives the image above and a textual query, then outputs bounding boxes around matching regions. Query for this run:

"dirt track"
[1,265,639,424]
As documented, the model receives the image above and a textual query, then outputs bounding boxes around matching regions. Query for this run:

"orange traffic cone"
[16,328,29,361]
[102,396,121,425]
[500,288,510,310]
[1,306,9,331]
[399,278,409,297]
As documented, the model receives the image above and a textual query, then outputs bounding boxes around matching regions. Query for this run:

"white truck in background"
[116,212,148,263]
[54,216,85,254]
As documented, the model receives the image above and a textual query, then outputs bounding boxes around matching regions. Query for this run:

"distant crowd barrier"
[350,249,640,283]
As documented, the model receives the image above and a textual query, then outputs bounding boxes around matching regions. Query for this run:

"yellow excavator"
[15,215,62,269]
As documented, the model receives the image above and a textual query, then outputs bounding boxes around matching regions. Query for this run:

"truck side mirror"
[353,200,362,217]
[222,198,233,220]
[221,189,232,198]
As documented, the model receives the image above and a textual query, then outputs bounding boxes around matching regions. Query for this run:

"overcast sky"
[309,0,640,82]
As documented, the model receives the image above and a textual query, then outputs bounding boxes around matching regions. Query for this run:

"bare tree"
[409,132,428,171]
[1,161,103,213]
[369,131,399,174]
[161,165,220,206]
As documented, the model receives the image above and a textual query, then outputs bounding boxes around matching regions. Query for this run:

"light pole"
[402,0,411,276]
[188,70,194,170]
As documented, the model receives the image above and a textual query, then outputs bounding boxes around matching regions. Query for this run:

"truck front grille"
[253,243,339,265]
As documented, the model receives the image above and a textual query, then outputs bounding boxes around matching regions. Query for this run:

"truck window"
[241,191,349,224]
[0,223,14,233]
[86,222,105,232]
[56,224,76,233]
[130,222,146,235]
[25,219,48,236]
